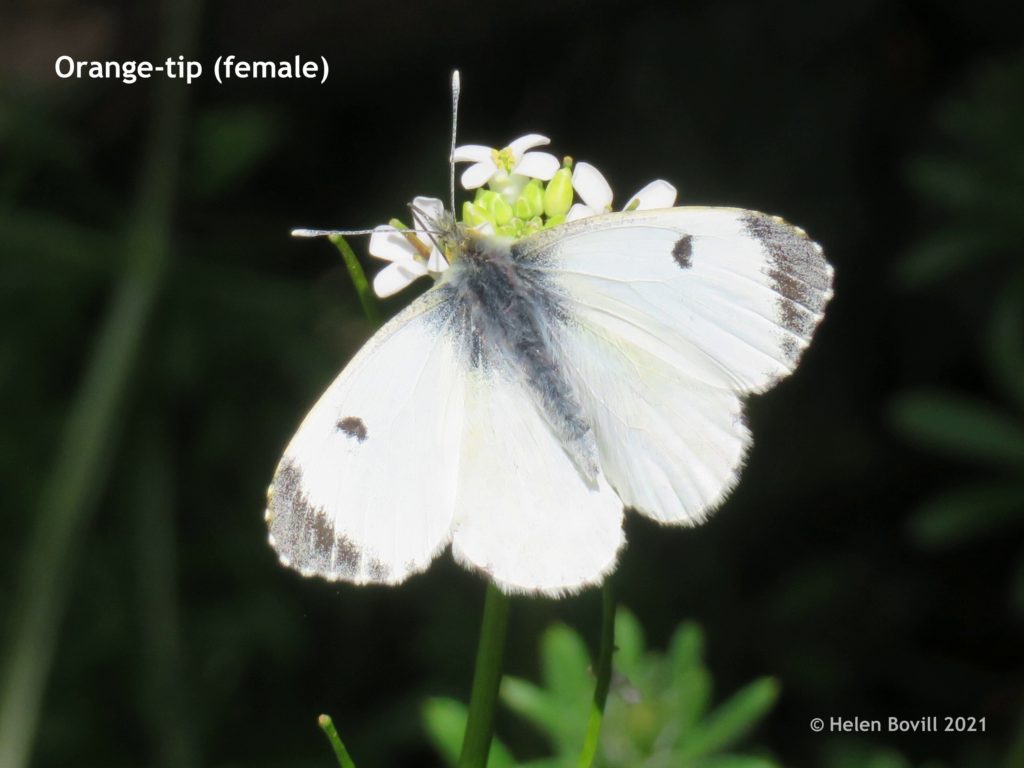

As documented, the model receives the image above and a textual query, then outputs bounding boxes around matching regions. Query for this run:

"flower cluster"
[367,134,677,298]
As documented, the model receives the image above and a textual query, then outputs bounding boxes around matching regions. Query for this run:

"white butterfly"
[266,200,833,596]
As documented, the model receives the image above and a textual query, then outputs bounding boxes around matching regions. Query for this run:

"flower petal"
[368,225,417,262]
[452,144,493,163]
[624,179,677,211]
[566,203,597,222]
[572,162,613,212]
[373,260,428,298]
[461,160,498,189]
[469,220,495,235]
[412,196,446,226]
[426,247,448,273]
[507,133,550,158]
[511,151,559,181]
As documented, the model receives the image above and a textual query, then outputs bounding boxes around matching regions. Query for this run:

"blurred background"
[2,1,1023,766]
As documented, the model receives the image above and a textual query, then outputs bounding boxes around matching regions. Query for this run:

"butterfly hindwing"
[449,356,625,595]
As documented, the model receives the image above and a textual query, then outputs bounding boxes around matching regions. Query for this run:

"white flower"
[368,196,448,298]
[566,161,678,222]
[453,134,560,190]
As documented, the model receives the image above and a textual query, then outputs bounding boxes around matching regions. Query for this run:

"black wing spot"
[337,416,368,442]
[671,235,693,268]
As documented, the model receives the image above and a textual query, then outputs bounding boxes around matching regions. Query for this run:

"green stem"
[133,425,196,768]
[0,2,198,766]
[577,580,615,768]
[330,235,382,327]
[318,714,358,768]
[457,583,511,768]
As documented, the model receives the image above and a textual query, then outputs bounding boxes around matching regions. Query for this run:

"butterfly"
[266,75,833,597]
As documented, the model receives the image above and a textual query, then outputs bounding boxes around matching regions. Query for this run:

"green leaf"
[496,633,583,763]
[907,483,1024,548]
[494,613,778,766]
[423,697,468,767]
[612,608,646,681]
[821,741,914,768]
[905,156,989,211]
[540,624,593,704]
[986,275,1024,411]
[677,677,779,759]
[693,755,782,768]
[893,229,1010,288]
[500,676,563,736]
[518,759,570,768]
[668,623,713,728]
[421,697,516,768]
[889,391,1024,468]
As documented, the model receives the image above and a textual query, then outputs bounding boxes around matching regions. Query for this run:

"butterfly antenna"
[291,228,379,238]
[449,69,461,217]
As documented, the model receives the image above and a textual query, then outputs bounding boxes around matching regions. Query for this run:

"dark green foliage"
[423,611,780,767]
[890,56,1024,620]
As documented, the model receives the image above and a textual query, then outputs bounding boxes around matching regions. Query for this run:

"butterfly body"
[267,207,832,595]
[440,227,600,481]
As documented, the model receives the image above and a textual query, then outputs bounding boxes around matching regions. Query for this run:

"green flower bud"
[513,197,532,220]
[497,221,518,238]
[545,213,566,228]
[463,202,492,227]
[523,179,545,218]
[522,216,544,235]
[477,189,500,211]
[543,167,573,218]
[488,194,513,225]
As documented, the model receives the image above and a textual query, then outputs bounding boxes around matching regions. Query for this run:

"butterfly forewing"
[265,291,465,585]
[514,207,833,524]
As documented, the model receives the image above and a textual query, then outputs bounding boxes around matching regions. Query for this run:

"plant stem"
[330,235,382,327]
[457,583,511,768]
[577,580,615,768]
[0,1,198,766]
[133,425,196,768]
[318,714,358,768]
